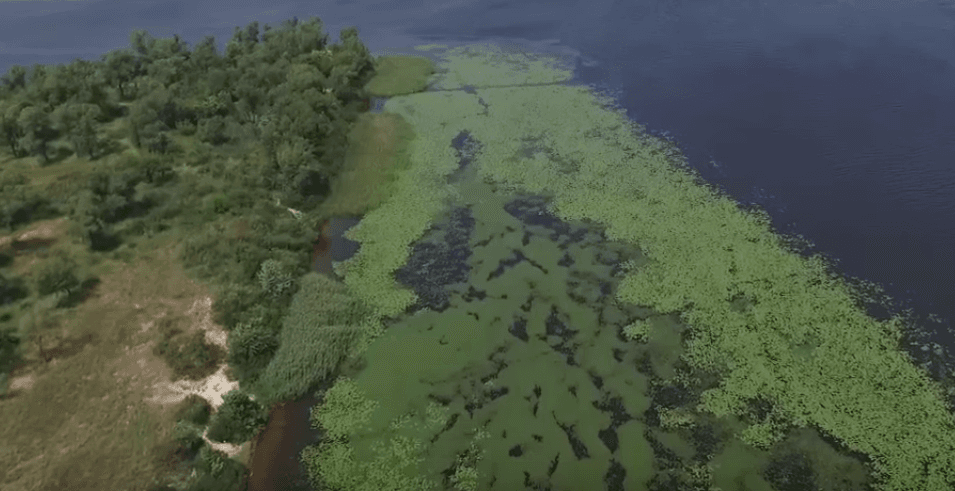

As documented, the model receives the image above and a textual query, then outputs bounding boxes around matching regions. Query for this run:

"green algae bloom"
[302,44,955,491]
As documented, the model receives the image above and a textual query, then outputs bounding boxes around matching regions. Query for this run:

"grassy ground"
[0,224,222,491]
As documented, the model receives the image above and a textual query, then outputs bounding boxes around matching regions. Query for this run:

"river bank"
[241,52,434,491]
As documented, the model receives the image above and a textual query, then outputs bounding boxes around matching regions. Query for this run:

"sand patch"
[0,217,69,249]
[8,373,35,392]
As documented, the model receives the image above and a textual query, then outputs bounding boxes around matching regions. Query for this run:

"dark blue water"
[2,0,953,372]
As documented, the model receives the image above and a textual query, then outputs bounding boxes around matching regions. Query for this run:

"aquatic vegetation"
[301,42,955,491]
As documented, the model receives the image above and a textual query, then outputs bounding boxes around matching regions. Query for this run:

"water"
[4,0,955,488]
[0,0,951,366]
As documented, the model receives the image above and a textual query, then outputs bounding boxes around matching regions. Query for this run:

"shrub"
[211,282,262,331]
[173,393,213,426]
[206,389,268,444]
[196,116,229,146]
[248,272,372,405]
[0,273,28,306]
[226,317,279,385]
[175,120,197,136]
[186,445,247,491]
[252,325,363,406]
[154,328,222,381]
[256,258,295,299]
[32,253,81,296]
[172,420,206,453]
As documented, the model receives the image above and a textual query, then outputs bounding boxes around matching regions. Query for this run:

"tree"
[1,64,27,91]
[146,35,190,89]
[98,49,143,100]
[0,96,28,157]
[195,115,229,146]
[127,89,169,150]
[51,102,103,158]
[226,317,279,384]
[129,29,158,63]
[16,105,57,163]
[224,21,261,64]
[206,389,268,444]
[256,258,295,299]
[33,252,81,297]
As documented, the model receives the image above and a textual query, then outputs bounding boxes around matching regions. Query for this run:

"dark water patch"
[592,396,636,454]
[550,422,590,462]
[764,452,819,491]
[392,206,475,314]
[461,284,487,302]
[447,130,484,184]
[486,248,550,280]
[597,426,618,453]
[246,394,323,491]
[689,423,720,461]
[644,430,684,470]
[605,459,627,491]
[310,215,363,279]
[588,371,604,390]
[543,305,579,342]
[508,316,529,341]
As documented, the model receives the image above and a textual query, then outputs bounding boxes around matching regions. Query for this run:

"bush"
[153,326,222,381]
[173,393,213,426]
[0,273,28,306]
[256,258,295,299]
[172,420,206,453]
[249,272,373,405]
[186,445,247,491]
[206,389,268,444]
[211,282,263,331]
[175,120,197,136]
[196,116,229,146]
[226,317,279,385]
[253,324,362,406]
[32,253,81,296]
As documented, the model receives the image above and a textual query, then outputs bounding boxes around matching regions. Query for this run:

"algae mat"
[303,43,955,491]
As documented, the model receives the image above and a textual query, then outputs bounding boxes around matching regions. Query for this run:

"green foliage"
[196,115,229,145]
[0,96,29,157]
[98,49,143,100]
[172,420,206,452]
[256,258,295,299]
[309,377,378,440]
[226,316,279,385]
[250,272,371,405]
[0,272,28,306]
[175,119,197,136]
[153,324,222,381]
[15,104,57,163]
[253,324,362,406]
[32,252,81,297]
[1,64,27,91]
[285,272,373,327]
[51,102,103,158]
[186,445,247,491]
[210,281,263,330]
[206,389,268,444]
[0,325,21,377]
[173,393,213,426]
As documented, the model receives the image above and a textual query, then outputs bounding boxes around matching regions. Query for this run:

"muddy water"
[245,216,363,491]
